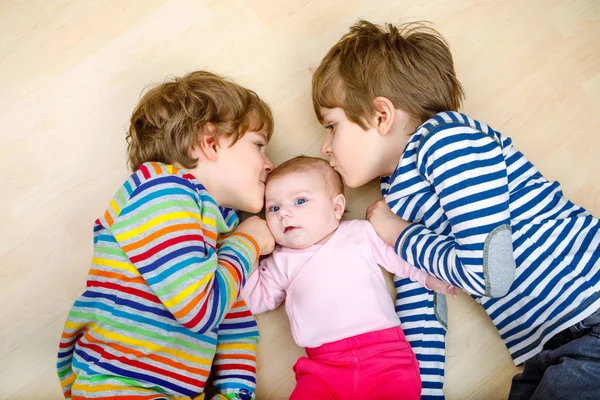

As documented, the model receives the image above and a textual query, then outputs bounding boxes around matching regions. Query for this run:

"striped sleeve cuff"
[221,232,260,276]
[394,223,425,266]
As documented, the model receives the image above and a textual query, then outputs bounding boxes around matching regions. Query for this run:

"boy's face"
[215,131,274,213]
[265,171,344,249]
[319,107,386,188]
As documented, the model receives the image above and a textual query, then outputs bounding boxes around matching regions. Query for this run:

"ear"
[333,194,347,220]
[372,96,396,136]
[191,123,220,162]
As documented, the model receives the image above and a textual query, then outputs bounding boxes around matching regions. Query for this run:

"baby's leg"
[360,348,421,400]
[358,332,422,400]
[289,357,340,400]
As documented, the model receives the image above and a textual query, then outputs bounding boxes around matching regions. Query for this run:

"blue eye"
[268,205,280,212]
[294,198,306,206]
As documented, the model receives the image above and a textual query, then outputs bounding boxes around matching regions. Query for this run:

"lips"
[284,226,297,233]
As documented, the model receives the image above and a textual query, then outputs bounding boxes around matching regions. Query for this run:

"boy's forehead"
[247,129,268,140]
[319,107,342,120]
[258,129,269,140]
[320,107,332,118]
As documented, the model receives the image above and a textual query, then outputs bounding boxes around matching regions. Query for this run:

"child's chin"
[342,178,360,189]
[280,237,308,250]
[343,175,370,189]
[239,199,263,214]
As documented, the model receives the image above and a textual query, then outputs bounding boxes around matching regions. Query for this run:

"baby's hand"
[426,275,458,298]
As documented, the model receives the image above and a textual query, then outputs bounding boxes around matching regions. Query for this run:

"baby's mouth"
[284,226,297,234]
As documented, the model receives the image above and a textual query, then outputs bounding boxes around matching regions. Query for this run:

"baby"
[242,156,455,400]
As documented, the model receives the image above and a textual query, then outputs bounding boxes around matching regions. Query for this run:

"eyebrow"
[255,131,268,142]
[265,189,312,204]
[290,189,312,197]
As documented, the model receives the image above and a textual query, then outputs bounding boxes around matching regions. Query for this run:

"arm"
[364,220,456,296]
[110,175,259,333]
[365,221,429,287]
[398,125,515,297]
[241,256,287,315]
[210,256,288,399]
[211,298,258,400]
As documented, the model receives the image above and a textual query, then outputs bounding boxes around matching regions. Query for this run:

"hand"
[366,199,411,247]
[426,275,458,298]
[235,216,275,255]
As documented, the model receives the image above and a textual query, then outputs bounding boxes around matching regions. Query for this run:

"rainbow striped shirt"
[57,162,260,400]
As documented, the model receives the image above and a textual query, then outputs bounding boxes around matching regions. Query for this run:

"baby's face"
[265,171,344,249]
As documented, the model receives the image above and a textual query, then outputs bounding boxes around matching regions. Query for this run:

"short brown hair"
[126,70,274,171]
[312,20,464,128]
[267,156,344,196]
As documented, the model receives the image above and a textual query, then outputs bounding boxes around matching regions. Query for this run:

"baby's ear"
[333,194,346,220]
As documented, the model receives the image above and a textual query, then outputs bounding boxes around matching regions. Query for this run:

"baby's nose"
[278,207,292,219]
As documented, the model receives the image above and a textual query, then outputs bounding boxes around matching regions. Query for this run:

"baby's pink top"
[242,220,428,348]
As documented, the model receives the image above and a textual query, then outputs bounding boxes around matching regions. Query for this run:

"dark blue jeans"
[509,308,600,400]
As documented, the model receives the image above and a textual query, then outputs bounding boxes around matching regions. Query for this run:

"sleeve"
[396,123,516,297]
[109,174,259,333]
[241,256,287,315]
[210,298,259,400]
[364,221,429,287]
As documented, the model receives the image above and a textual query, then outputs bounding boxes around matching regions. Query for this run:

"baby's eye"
[268,205,280,212]
[325,124,335,131]
[255,142,265,149]
[294,198,307,206]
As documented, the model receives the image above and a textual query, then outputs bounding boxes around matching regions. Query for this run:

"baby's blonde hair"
[267,156,344,197]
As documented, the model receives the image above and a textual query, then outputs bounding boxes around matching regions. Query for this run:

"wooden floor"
[1,1,599,399]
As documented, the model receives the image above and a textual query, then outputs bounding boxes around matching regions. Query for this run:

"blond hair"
[126,70,273,171]
[312,20,464,129]
[268,156,344,196]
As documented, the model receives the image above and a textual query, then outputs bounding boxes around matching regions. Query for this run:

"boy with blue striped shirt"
[312,20,600,400]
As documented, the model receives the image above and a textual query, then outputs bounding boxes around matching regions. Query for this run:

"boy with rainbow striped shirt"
[57,71,275,400]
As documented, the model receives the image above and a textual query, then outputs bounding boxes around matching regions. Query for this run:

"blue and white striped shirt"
[383,111,600,398]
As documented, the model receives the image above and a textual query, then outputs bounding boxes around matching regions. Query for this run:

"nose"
[321,131,332,156]
[278,206,292,219]
[263,153,274,174]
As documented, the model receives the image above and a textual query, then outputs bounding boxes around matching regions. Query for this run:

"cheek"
[306,208,328,226]
[237,146,262,172]
[241,156,262,184]
[266,216,277,231]
[332,134,349,160]
[267,215,283,234]
[334,134,362,170]
[335,127,362,152]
